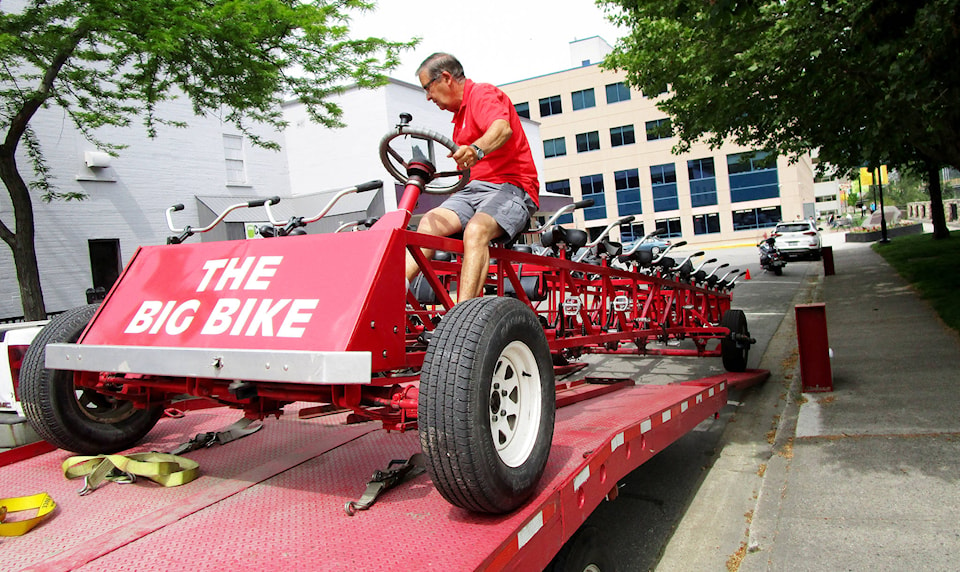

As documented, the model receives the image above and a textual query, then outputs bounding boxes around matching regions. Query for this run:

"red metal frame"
[60,175,742,433]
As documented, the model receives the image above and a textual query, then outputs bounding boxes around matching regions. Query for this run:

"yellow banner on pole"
[859,166,888,186]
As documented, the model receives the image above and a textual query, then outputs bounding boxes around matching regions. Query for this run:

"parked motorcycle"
[758,237,786,275]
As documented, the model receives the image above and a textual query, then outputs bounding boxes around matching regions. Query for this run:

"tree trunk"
[12,234,47,321]
[0,151,47,321]
[927,162,950,240]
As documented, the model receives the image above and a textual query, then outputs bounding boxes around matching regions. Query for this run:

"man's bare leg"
[458,212,503,300]
[405,208,463,285]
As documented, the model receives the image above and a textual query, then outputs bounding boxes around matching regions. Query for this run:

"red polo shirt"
[452,79,540,207]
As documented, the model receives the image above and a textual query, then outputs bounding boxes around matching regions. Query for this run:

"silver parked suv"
[772,220,822,260]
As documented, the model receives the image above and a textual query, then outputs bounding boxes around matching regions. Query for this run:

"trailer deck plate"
[3,370,767,571]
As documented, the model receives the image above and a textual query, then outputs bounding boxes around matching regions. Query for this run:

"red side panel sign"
[81,231,406,358]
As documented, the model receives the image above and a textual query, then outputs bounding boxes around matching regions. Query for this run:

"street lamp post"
[874,165,890,243]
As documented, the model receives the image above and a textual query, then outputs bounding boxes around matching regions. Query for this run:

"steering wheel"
[379,123,470,195]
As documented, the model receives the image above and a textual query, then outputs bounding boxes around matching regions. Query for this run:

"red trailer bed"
[3,369,767,571]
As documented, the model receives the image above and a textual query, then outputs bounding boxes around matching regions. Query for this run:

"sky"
[347,1,626,86]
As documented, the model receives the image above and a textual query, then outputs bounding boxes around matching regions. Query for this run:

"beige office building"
[499,38,814,248]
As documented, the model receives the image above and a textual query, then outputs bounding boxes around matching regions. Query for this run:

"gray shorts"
[440,181,537,240]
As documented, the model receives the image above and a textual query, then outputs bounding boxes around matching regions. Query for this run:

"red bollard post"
[795,303,833,392]
[821,246,835,276]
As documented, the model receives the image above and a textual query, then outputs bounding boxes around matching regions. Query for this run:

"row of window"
[542,119,672,158]
[545,152,780,220]
[514,82,645,121]
[615,206,784,242]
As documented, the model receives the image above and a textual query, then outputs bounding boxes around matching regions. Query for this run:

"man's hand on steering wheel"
[450,144,482,170]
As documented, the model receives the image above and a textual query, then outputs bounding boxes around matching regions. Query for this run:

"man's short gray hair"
[416,53,465,82]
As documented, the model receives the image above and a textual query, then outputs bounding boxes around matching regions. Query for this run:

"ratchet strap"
[0,493,57,536]
[345,453,426,516]
[62,453,199,496]
[169,417,263,455]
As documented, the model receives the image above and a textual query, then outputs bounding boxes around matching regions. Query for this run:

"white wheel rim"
[489,340,542,468]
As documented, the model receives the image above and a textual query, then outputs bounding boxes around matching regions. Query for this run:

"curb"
[655,260,823,571]
[740,269,823,568]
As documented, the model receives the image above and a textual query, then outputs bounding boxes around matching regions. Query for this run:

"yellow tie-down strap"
[0,492,57,536]
[62,453,200,495]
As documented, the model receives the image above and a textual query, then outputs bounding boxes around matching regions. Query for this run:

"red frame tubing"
[404,237,734,361]
[64,217,737,433]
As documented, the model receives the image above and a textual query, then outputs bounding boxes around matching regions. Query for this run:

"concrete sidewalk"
[657,238,960,571]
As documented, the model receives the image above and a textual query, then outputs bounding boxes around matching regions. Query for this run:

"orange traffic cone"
[745,268,752,280]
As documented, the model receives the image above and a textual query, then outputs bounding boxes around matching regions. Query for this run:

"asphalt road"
[564,244,820,571]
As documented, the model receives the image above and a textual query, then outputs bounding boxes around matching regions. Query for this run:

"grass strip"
[872,230,960,333]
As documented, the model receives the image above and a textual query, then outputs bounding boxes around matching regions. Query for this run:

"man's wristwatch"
[470,144,485,161]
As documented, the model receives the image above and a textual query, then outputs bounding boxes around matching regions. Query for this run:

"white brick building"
[1,101,292,320]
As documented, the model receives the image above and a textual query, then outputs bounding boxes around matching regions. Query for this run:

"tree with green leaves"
[0,0,413,320]
[601,0,959,239]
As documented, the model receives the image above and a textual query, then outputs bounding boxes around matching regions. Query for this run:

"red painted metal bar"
[400,240,737,353]
[0,439,56,468]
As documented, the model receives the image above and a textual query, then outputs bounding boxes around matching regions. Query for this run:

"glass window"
[650,163,678,212]
[727,151,776,174]
[688,157,718,207]
[605,82,631,104]
[610,125,636,147]
[614,169,642,216]
[571,88,596,110]
[580,174,606,221]
[619,222,645,244]
[655,217,682,238]
[547,180,573,223]
[732,206,783,230]
[514,102,530,119]
[539,95,562,117]
[576,131,601,153]
[645,118,673,141]
[543,137,566,158]
[727,151,780,202]
[645,84,669,98]
[693,213,721,235]
[223,134,246,184]
[545,179,571,196]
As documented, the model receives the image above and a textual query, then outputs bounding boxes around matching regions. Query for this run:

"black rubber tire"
[774,265,783,276]
[419,297,555,514]
[547,526,617,572]
[720,309,750,373]
[20,304,164,454]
